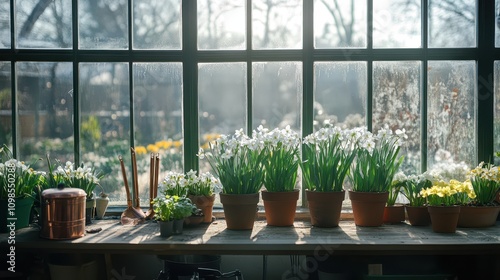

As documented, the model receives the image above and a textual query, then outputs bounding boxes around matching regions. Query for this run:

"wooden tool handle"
[119,155,132,207]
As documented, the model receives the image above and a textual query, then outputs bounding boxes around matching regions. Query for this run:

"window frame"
[0,0,496,208]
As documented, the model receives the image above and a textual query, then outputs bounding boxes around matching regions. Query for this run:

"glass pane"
[252,62,302,131]
[427,61,476,169]
[15,0,72,48]
[253,0,302,49]
[496,0,500,48]
[314,62,366,130]
[133,0,181,50]
[373,61,421,175]
[199,62,246,155]
[133,63,183,204]
[495,61,500,165]
[16,62,74,170]
[79,0,128,49]
[0,62,11,148]
[314,0,366,48]
[0,2,10,48]
[428,0,476,48]
[198,0,245,50]
[373,0,421,48]
[80,62,129,205]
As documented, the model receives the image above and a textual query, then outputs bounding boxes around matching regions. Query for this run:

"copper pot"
[40,185,86,240]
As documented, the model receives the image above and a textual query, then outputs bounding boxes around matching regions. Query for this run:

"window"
[0,0,496,207]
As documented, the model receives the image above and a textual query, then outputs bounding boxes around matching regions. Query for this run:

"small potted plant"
[349,126,405,227]
[153,194,174,237]
[185,170,221,223]
[0,145,45,232]
[458,162,500,227]
[301,125,359,227]
[420,180,467,233]
[383,174,405,224]
[171,195,196,234]
[401,173,432,226]
[258,125,301,227]
[198,128,266,230]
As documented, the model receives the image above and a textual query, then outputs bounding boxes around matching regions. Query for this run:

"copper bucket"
[40,185,86,240]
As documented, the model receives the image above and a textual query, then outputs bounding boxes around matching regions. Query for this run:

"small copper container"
[40,185,86,240]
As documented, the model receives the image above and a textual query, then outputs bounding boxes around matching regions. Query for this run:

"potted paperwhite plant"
[257,125,301,227]
[301,125,360,227]
[198,128,266,230]
[458,162,500,228]
[349,126,405,227]
[185,169,221,223]
[0,145,45,232]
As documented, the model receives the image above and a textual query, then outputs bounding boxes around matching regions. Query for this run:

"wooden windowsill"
[2,218,500,256]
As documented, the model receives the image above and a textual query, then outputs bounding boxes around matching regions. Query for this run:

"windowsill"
[3,218,500,257]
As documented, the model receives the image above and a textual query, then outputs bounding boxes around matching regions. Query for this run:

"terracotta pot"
[458,205,500,228]
[158,220,174,237]
[262,189,299,227]
[189,194,216,223]
[383,204,405,224]
[349,191,388,227]
[220,193,259,230]
[306,190,345,228]
[405,205,431,226]
[428,205,461,233]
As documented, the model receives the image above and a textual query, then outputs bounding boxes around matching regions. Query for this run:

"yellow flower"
[155,140,173,150]
[147,144,160,153]
[135,146,147,155]
[173,141,182,148]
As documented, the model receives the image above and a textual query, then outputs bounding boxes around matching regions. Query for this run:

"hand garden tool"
[145,153,160,219]
[119,155,145,225]
[130,147,146,218]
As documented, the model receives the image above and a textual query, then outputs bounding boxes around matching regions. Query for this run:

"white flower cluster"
[424,161,469,183]
[0,159,44,178]
[159,170,222,196]
[186,169,222,195]
[54,161,100,185]
[252,125,300,150]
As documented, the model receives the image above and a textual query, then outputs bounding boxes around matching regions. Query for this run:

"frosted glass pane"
[427,61,476,169]
[373,0,421,48]
[199,62,247,140]
[0,62,11,148]
[253,0,302,49]
[314,62,366,130]
[198,0,245,50]
[496,0,500,48]
[80,62,129,204]
[428,0,476,48]
[252,62,302,131]
[0,2,10,48]
[373,61,421,174]
[314,0,366,48]
[79,0,128,49]
[16,62,74,169]
[495,61,500,165]
[15,0,72,48]
[133,0,181,50]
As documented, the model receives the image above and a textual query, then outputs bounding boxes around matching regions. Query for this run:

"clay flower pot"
[458,205,500,228]
[405,205,431,226]
[383,204,405,224]
[220,193,259,230]
[428,205,461,233]
[306,190,345,227]
[262,189,299,227]
[349,191,388,227]
[189,194,216,223]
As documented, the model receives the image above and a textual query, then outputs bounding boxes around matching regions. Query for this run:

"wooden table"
[3,218,500,256]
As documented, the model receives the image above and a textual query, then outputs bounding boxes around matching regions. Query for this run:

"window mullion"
[183,0,199,172]
[367,0,373,132]
[73,0,80,165]
[421,0,429,172]
[477,0,495,163]
[247,0,252,134]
